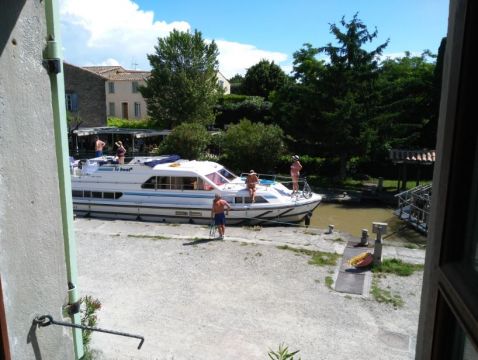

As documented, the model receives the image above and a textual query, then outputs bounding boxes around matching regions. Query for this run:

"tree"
[141,29,221,129]
[271,45,327,154]
[421,37,445,148]
[371,52,436,166]
[317,14,389,179]
[242,60,289,99]
[220,119,285,172]
[214,94,272,128]
[229,74,244,94]
[157,122,210,159]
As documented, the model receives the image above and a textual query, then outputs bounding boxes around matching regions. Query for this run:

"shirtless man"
[211,194,231,240]
[246,170,259,203]
[95,136,106,157]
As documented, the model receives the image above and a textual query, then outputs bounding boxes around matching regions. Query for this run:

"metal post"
[372,222,388,266]
[359,229,369,246]
[327,224,335,234]
[377,177,384,192]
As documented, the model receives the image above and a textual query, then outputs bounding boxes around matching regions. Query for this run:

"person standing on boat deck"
[211,194,231,240]
[246,170,259,203]
[290,155,303,194]
[95,136,106,157]
[115,141,126,164]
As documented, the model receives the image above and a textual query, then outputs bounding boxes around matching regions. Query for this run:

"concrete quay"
[75,218,425,360]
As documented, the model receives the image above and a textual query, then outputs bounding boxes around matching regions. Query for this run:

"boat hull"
[72,199,320,225]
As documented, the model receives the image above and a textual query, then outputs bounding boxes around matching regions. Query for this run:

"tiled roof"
[390,149,436,164]
[83,66,150,81]
[83,66,123,75]
[107,70,150,81]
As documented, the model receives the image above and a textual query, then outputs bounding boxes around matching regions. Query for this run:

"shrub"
[157,122,210,159]
[107,117,155,129]
[220,119,285,172]
[80,295,102,356]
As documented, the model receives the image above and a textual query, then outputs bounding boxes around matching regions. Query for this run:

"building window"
[108,102,115,117]
[132,81,139,93]
[108,82,115,94]
[65,93,78,112]
[218,80,224,88]
[134,102,141,118]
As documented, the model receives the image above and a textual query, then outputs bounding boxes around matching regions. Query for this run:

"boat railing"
[239,173,313,198]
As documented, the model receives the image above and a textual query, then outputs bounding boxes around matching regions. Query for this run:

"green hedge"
[107,117,156,129]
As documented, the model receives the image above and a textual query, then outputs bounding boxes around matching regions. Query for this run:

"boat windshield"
[206,171,229,185]
[218,167,237,181]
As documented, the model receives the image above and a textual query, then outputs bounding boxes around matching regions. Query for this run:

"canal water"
[311,203,427,247]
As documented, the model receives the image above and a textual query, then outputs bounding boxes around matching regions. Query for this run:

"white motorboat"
[70,155,321,225]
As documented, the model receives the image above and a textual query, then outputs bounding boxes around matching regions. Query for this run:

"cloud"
[59,0,190,70]
[215,40,288,78]
[59,0,289,77]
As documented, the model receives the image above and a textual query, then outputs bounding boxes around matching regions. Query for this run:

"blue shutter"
[71,93,78,112]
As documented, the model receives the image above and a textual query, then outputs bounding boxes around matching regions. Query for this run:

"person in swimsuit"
[290,155,303,194]
[115,141,126,164]
[211,194,231,240]
[246,170,259,203]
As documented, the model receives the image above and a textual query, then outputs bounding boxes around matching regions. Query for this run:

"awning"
[72,127,171,138]
[390,149,436,164]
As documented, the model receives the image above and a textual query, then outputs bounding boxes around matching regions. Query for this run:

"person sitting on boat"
[115,141,126,164]
[95,136,106,157]
[211,194,231,240]
[290,155,303,194]
[246,170,259,203]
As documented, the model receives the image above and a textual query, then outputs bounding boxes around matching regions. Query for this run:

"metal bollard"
[372,222,388,266]
[360,229,369,246]
[327,224,335,234]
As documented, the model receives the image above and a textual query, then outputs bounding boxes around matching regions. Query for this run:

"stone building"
[64,62,107,127]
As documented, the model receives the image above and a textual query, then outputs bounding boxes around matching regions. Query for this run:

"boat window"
[254,196,268,203]
[142,177,157,189]
[157,176,170,189]
[114,192,123,199]
[245,196,268,204]
[218,167,237,181]
[170,177,195,190]
[235,197,243,204]
[92,192,102,198]
[72,190,83,198]
[197,177,207,190]
[206,172,228,185]
[84,191,91,198]
[103,192,115,199]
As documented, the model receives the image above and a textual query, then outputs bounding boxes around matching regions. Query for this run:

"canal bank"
[75,218,424,360]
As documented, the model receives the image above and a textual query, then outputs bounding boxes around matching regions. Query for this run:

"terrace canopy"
[390,149,436,191]
[71,127,171,157]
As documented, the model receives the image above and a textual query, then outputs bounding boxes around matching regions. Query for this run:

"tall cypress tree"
[319,14,389,179]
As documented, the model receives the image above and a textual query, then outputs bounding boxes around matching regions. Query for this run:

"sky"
[59,0,450,79]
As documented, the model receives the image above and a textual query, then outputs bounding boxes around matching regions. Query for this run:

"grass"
[277,245,340,266]
[325,276,334,289]
[243,225,262,231]
[372,258,424,276]
[371,277,404,308]
[308,175,432,193]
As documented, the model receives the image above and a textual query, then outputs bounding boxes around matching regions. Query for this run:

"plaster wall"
[106,80,147,119]
[0,1,75,358]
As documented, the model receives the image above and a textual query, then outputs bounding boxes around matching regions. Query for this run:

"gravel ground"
[75,218,424,360]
